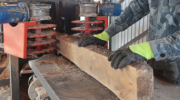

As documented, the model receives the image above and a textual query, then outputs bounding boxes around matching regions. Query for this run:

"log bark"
[56,33,154,100]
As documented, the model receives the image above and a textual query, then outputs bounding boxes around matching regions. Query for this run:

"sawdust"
[0,86,30,100]
[20,86,30,100]
[38,55,81,77]
[57,34,113,57]
[0,54,8,68]
[38,56,74,69]
[0,67,10,80]
[0,54,29,100]
[22,63,31,70]
[86,45,112,57]
[37,55,91,79]
[0,85,10,94]
[35,55,119,100]
[0,54,10,80]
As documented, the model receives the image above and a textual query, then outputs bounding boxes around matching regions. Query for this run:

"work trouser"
[148,59,180,85]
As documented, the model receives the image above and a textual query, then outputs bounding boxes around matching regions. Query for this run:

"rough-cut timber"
[56,33,154,100]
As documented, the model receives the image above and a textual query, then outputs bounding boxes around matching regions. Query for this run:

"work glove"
[108,42,155,69]
[78,31,109,47]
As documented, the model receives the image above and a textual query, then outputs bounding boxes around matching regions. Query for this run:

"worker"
[78,0,180,85]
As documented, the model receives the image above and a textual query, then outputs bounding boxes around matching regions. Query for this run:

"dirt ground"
[154,75,180,100]
[0,54,180,100]
[0,55,10,80]
[0,54,30,100]
[0,86,30,100]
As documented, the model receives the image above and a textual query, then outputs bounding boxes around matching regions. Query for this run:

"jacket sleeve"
[149,31,180,61]
[105,0,150,37]
[149,3,180,61]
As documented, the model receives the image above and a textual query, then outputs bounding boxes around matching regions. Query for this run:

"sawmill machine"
[72,2,122,38]
[0,1,122,100]
[0,1,122,58]
[0,2,57,59]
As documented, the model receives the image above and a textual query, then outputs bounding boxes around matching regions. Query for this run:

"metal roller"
[26,4,56,56]
[0,2,29,24]
[79,3,97,17]
[71,17,103,38]
[27,21,57,56]
[79,2,122,17]
[29,3,51,21]
[2,2,57,58]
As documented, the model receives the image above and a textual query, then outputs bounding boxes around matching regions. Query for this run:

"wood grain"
[56,33,154,100]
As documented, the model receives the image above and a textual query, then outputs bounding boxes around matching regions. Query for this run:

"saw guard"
[72,27,103,31]
[27,29,57,38]
[4,21,57,59]
[72,20,103,24]
[4,22,36,58]
[71,17,108,38]
[27,46,56,55]
[27,39,57,47]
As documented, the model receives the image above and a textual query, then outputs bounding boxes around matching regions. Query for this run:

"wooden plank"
[56,33,154,100]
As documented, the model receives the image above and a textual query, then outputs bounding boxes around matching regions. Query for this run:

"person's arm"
[108,31,180,69]
[149,3,180,61]
[78,0,150,47]
[105,0,150,37]
[149,32,180,61]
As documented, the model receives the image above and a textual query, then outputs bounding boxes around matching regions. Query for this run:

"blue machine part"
[0,2,29,24]
[99,3,121,16]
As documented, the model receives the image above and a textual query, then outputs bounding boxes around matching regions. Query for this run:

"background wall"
[110,0,149,51]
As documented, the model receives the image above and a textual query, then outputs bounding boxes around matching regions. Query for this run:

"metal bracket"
[9,55,21,100]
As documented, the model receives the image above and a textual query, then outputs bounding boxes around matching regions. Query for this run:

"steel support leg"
[9,55,21,100]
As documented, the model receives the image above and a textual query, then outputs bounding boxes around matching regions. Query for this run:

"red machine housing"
[71,16,108,38]
[3,21,57,59]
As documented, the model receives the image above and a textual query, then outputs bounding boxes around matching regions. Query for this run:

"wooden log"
[56,33,154,100]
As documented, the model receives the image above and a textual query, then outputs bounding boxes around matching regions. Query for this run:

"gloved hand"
[78,31,109,47]
[108,42,155,69]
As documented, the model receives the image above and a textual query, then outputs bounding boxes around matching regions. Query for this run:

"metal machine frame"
[0,0,121,99]
[1,0,81,100]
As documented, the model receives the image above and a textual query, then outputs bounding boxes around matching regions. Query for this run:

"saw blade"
[28,24,57,29]
[71,27,103,31]
[27,38,56,47]
[27,46,56,55]
[27,29,57,38]
[72,20,103,24]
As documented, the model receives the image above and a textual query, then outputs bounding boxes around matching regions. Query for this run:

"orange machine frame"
[96,16,108,29]
[4,22,36,59]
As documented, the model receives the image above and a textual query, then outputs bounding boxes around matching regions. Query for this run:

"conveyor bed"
[29,54,119,100]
